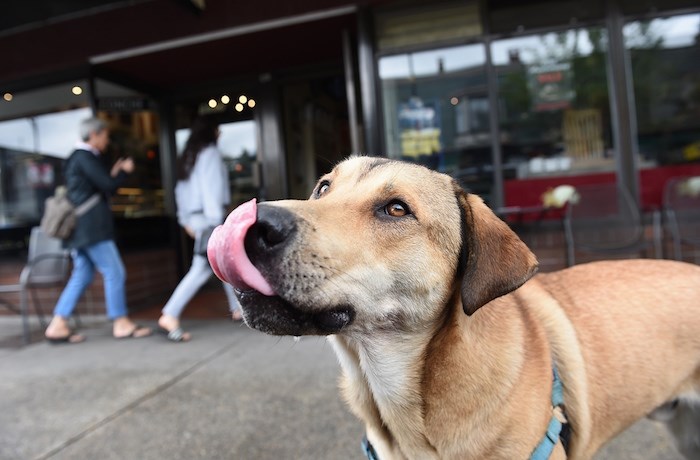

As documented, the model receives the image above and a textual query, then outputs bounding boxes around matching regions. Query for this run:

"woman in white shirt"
[158,118,241,342]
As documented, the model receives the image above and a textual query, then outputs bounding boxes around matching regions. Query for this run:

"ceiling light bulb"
[247,99,256,108]
[221,95,230,104]
[3,93,12,102]
[239,95,247,104]
[209,99,217,108]
[72,86,83,95]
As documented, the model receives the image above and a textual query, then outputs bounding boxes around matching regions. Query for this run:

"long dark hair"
[176,117,219,180]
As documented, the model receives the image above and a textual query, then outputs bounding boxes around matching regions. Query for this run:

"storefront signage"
[97,97,151,112]
[528,63,575,112]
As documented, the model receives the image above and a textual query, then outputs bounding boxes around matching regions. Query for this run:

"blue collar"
[361,365,567,460]
[529,364,566,460]
[361,435,379,460]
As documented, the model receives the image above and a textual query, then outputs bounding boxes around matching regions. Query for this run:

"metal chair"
[0,227,70,344]
[564,182,662,266]
[663,176,700,261]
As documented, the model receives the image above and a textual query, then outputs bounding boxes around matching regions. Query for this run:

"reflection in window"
[379,44,493,199]
[0,149,64,226]
[0,119,34,153]
[0,108,92,158]
[220,120,259,207]
[34,108,93,157]
[0,108,92,225]
[492,27,612,196]
[625,13,700,167]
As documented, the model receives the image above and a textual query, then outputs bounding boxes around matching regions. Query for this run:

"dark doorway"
[282,73,352,199]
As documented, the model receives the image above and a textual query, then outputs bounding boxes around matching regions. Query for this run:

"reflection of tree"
[628,22,666,134]
[629,18,700,163]
[501,72,530,116]
[571,29,609,142]
[497,28,636,153]
[497,29,613,151]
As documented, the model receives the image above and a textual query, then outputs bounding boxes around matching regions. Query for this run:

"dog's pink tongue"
[207,198,276,296]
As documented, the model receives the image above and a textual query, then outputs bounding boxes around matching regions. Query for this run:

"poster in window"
[398,97,442,160]
[528,63,575,112]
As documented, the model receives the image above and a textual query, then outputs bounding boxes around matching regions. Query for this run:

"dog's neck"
[330,293,552,459]
[331,329,439,459]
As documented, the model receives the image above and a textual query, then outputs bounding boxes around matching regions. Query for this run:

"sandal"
[114,325,152,339]
[158,326,191,342]
[46,332,85,344]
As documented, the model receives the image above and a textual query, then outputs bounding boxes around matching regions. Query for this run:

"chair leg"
[564,227,575,266]
[668,213,683,261]
[30,287,81,330]
[652,211,662,259]
[29,287,47,329]
[673,238,682,261]
[20,288,30,345]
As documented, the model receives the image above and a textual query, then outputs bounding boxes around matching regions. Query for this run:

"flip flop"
[158,326,190,342]
[114,325,152,339]
[46,333,86,344]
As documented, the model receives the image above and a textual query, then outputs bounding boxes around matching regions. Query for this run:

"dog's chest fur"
[328,295,558,460]
[330,333,439,459]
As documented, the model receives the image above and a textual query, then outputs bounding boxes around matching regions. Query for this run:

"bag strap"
[75,193,101,216]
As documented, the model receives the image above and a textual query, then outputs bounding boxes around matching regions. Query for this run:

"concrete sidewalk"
[0,317,683,460]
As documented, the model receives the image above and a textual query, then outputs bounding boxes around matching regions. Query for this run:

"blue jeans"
[162,254,240,319]
[53,240,128,320]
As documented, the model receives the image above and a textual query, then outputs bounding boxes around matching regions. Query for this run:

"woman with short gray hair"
[44,117,152,343]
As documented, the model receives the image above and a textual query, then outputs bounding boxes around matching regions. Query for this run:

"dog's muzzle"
[207,199,354,336]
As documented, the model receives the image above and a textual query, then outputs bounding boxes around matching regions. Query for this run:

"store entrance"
[282,72,352,199]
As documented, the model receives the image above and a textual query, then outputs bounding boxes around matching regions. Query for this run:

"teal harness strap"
[361,435,379,460]
[530,365,565,460]
[360,366,567,460]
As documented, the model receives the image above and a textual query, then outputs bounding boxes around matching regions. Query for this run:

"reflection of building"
[398,97,442,158]
[1,0,699,296]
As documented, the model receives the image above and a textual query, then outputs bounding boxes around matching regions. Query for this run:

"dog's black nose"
[244,204,297,260]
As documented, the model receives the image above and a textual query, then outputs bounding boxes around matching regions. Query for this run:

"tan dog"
[208,156,700,459]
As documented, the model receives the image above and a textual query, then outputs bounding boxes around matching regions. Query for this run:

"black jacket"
[63,149,127,249]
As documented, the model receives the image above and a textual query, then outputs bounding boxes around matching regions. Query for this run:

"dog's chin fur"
[236,289,355,336]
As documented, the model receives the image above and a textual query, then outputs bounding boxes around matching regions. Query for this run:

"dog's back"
[536,259,700,457]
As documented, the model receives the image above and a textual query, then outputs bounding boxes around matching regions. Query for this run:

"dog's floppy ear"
[455,185,539,315]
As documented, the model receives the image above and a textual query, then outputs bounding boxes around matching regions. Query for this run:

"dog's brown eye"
[385,201,409,217]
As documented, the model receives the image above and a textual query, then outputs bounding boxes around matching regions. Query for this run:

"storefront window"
[492,27,613,207]
[625,13,700,168]
[0,107,91,226]
[379,44,493,198]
